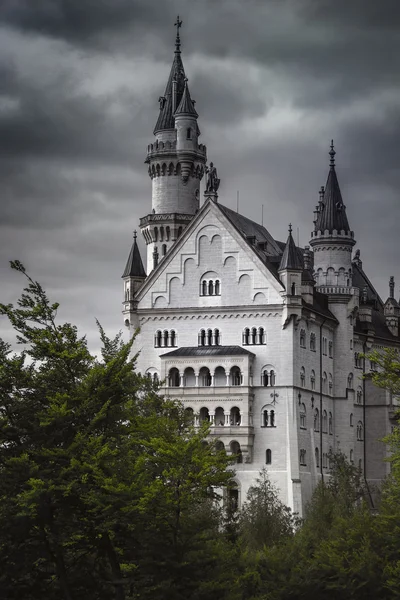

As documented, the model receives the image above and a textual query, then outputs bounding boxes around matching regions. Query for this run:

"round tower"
[140,18,207,273]
[310,142,356,293]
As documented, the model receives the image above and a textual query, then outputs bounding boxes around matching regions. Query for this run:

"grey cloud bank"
[1,0,400,354]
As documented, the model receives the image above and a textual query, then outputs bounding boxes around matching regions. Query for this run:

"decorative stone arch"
[261,403,276,427]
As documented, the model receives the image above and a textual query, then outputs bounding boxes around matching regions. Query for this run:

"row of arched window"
[185,406,242,427]
[262,409,275,427]
[168,366,243,387]
[313,408,333,434]
[299,329,333,357]
[300,368,333,393]
[198,328,221,346]
[243,327,266,345]
[200,279,220,296]
[154,330,177,348]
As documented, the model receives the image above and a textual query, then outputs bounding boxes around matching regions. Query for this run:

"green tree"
[0,261,235,600]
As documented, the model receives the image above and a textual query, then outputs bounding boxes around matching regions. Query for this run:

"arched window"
[243,328,250,345]
[199,407,210,423]
[202,280,207,296]
[153,373,159,384]
[230,407,241,426]
[163,330,169,347]
[162,244,167,256]
[310,332,316,351]
[329,412,333,434]
[259,327,265,344]
[168,368,180,387]
[300,329,306,348]
[315,447,320,468]
[311,370,316,390]
[199,367,212,387]
[357,421,363,441]
[251,327,257,344]
[170,330,176,347]
[231,367,242,386]
[300,449,306,465]
[214,328,220,346]
[328,340,333,357]
[198,329,206,346]
[329,373,333,394]
[350,449,354,464]
[270,410,275,427]
[262,366,276,387]
[314,408,319,432]
[208,280,214,296]
[322,372,327,393]
[291,282,296,296]
[155,330,162,347]
[300,403,306,429]
[262,408,276,428]
[300,366,305,387]
[350,413,353,427]
[347,373,354,389]
[266,449,272,464]
[215,280,220,295]
[186,127,192,140]
[322,410,327,433]
[356,387,363,404]
[207,329,213,346]
[230,441,242,464]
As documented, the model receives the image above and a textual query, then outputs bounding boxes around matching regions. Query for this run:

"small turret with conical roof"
[122,231,146,329]
[310,142,356,295]
[140,17,207,274]
[384,276,400,336]
[279,224,303,296]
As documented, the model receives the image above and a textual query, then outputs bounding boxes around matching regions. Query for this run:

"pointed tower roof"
[314,141,351,234]
[279,224,303,271]
[122,231,146,278]
[175,78,198,117]
[153,16,187,134]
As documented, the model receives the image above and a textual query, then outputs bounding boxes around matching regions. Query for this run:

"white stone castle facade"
[121,23,400,515]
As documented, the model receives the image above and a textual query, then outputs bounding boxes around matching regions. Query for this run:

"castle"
[121,20,399,515]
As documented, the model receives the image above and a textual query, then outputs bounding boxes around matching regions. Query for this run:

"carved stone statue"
[205,162,220,193]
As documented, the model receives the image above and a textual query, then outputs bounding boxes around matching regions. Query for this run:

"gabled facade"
[121,22,400,515]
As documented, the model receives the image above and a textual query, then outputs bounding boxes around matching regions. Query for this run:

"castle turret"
[384,276,399,337]
[279,224,303,296]
[310,141,356,292]
[310,142,358,396]
[122,231,146,329]
[140,17,207,273]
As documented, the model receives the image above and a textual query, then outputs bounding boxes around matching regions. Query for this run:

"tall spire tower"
[310,142,358,397]
[140,16,207,273]
[310,141,356,292]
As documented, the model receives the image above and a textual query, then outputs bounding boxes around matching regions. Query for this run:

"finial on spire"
[174,15,183,53]
[329,139,336,167]
[133,230,137,241]
[288,223,292,234]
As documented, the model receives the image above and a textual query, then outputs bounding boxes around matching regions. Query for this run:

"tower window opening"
[266,449,272,464]
[162,244,167,256]
[262,409,275,427]
[186,127,192,139]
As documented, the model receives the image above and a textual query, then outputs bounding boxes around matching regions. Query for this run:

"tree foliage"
[0,262,235,599]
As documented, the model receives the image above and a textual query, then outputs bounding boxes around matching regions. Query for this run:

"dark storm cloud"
[1,0,400,355]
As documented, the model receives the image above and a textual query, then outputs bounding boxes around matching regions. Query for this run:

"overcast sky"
[1,0,399,355]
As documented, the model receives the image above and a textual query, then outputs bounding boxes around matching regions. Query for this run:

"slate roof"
[174,80,198,117]
[122,234,146,278]
[154,51,186,134]
[315,143,351,234]
[279,229,303,270]
[161,345,255,358]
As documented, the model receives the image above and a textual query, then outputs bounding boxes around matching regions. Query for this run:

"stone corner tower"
[140,17,207,274]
